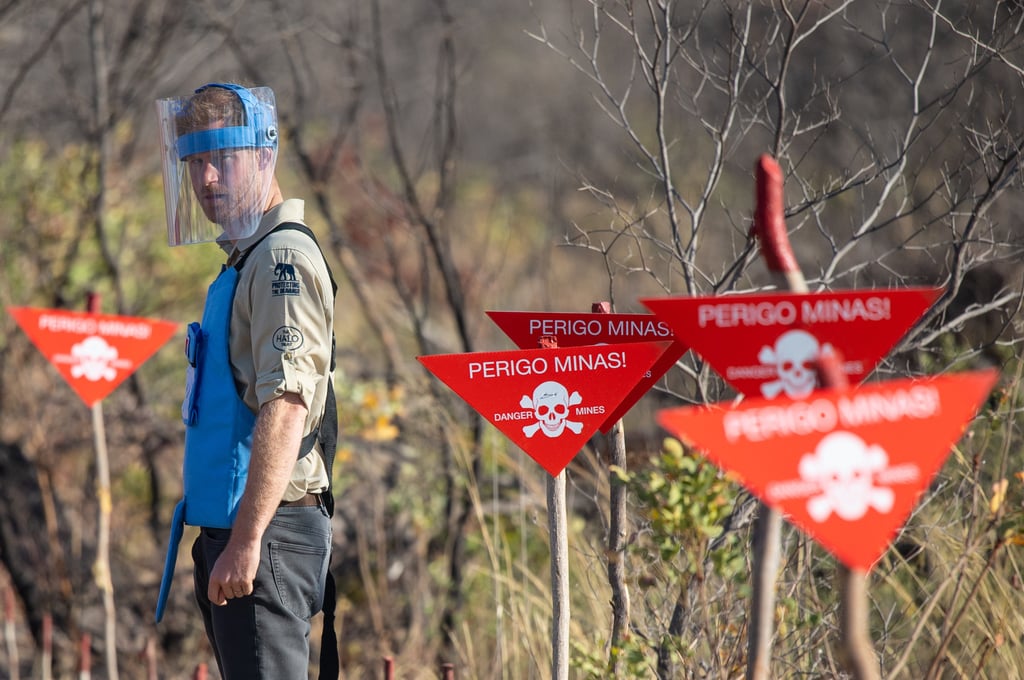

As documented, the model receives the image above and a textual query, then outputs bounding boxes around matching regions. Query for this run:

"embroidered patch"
[272,262,301,297]
[273,326,304,351]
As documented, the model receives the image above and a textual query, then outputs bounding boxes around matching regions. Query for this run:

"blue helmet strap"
[176,83,277,160]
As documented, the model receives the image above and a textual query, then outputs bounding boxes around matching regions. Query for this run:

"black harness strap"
[234,222,340,679]
[233,222,338,470]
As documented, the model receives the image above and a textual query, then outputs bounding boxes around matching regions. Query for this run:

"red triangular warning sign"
[419,342,670,476]
[9,306,178,407]
[642,287,941,399]
[656,369,998,570]
[486,310,688,431]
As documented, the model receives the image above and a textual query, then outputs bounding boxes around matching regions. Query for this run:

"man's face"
[185,145,266,237]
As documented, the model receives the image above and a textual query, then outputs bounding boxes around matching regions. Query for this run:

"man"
[154,82,338,679]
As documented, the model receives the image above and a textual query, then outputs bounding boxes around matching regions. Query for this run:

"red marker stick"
[753,155,807,294]
[747,154,806,680]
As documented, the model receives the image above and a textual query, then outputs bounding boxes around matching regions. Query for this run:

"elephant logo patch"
[272,262,300,296]
[275,263,296,280]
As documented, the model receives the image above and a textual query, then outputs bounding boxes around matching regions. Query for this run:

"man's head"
[156,83,279,246]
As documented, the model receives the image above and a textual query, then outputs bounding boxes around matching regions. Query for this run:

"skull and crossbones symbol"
[758,330,832,399]
[520,381,583,438]
[799,431,894,522]
[69,336,119,382]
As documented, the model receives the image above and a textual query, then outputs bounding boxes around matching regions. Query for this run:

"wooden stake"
[86,292,119,680]
[144,637,157,680]
[4,583,18,680]
[592,301,632,667]
[816,349,879,680]
[539,335,570,680]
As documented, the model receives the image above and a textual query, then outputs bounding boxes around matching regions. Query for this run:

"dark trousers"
[193,504,332,679]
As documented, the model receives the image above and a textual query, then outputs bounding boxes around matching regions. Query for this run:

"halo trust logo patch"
[273,326,304,351]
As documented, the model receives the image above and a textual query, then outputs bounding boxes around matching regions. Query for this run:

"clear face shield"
[155,83,279,246]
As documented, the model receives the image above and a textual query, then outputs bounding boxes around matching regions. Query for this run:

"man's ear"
[258,146,275,169]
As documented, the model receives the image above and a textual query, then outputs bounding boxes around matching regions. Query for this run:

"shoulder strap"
[235,222,338,298]
[234,222,339,509]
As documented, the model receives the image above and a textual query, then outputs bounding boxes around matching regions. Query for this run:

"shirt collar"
[221,199,306,263]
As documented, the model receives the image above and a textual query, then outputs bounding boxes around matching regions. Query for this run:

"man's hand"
[208,536,262,605]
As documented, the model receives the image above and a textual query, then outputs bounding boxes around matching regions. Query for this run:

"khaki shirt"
[221,199,333,501]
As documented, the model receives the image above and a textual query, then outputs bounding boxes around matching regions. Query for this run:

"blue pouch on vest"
[181,322,202,426]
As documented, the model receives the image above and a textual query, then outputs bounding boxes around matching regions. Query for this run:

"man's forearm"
[230,393,308,544]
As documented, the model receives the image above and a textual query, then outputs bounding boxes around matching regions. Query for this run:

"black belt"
[279,492,320,507]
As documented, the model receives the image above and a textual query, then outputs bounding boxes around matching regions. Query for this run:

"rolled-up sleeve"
[232,235,333,417]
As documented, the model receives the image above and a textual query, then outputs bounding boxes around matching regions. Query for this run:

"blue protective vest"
[156,265,256,621]
[181,265,256,528]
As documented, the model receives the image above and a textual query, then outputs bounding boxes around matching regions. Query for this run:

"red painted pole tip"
[814,346,849,390]
[3,583,13,620]
[79,633,91,671]
[753,154,799,275]
[756,153,782,183]
[43,613,52,649]
[86,292,101,314]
